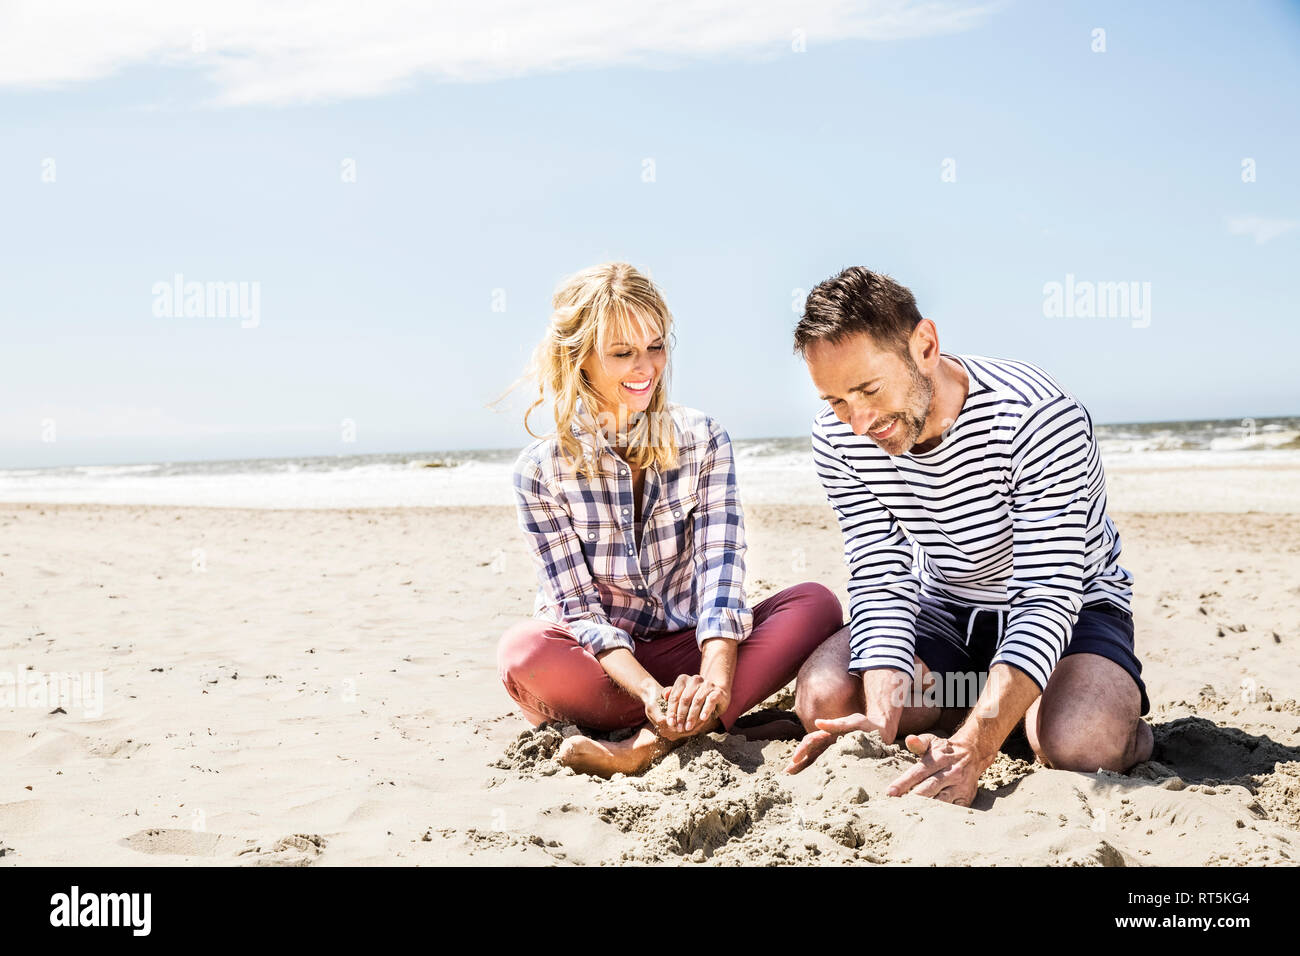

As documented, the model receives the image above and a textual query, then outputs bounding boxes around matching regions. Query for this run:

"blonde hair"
[499,262,678,481]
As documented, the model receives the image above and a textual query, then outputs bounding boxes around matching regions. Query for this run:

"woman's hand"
[664,673,729,735]
[639,675,726,741]
[600,645,733,742]
[640,682,691,741]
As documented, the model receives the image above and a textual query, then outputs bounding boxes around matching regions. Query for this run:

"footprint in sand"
[236,833,328,866]
[119,828,237,857]
[121,828,329,865]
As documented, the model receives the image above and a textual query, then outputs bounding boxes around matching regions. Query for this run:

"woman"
[496,262,843,777]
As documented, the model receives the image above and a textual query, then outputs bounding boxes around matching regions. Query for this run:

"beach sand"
[2,496,1298,866]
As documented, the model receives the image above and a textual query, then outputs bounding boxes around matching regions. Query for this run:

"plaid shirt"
[512,402,752,656]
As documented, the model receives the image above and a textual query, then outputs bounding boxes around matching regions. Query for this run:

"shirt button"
[622,508,629,515]
[587,532,596,540]
[674,510,682,518]
[627,547,634,555]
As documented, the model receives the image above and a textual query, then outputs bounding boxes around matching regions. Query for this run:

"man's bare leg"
[1023,653,1153,772]
[793,625,962,736]
[558,716,722,778]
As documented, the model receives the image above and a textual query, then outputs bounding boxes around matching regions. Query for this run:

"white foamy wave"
[1208,430,1300,452]
[72,463,162,476]
[733,441,776,459]
[1099,436,1200,454]
[0,461,517,509]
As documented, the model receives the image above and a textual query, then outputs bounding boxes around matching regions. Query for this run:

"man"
[784,266,1152,807]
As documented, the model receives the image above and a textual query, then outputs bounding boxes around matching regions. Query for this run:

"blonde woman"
[496,263,843,777]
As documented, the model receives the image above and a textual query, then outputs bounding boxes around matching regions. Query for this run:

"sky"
[2,0,1298,468]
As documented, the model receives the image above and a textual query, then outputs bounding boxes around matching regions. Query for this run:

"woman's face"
[581,323,667,420]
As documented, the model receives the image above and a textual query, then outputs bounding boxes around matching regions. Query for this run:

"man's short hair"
[793,267,923,357]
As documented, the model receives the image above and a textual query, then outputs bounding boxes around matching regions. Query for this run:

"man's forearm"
[861,667,913,742]
[950,663,1040,764]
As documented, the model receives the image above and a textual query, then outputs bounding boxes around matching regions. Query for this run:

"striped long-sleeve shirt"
[513,401,752,656]
[813,353,1133,690]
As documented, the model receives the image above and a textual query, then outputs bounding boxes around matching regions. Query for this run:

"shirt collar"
[566,399,680,462]
[568,398,600,449]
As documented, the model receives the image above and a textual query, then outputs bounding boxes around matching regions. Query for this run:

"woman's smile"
[620,377,654,395]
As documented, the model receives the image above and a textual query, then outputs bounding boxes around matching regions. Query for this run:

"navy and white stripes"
[813,353,1133,690]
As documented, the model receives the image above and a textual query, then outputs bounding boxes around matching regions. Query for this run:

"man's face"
[804,332,936,455]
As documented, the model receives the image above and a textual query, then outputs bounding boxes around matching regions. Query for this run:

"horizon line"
[3,411,1298,472]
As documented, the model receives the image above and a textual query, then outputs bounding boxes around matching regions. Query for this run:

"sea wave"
[72,463,163,476]
[3,419,1299,509]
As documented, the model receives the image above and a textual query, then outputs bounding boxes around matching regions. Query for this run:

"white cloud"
[0,0,1001,106]
[1226,216,1300,245]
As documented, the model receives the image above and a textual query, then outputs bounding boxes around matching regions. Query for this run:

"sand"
[2,501,1298,866]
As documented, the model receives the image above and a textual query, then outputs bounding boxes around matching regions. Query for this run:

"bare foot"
[557,726,672,778]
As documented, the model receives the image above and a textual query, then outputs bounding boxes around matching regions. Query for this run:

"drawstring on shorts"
[965,607,1006,646]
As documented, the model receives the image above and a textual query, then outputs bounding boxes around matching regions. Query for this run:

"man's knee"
[1030,654,1144,772]
[793,653,860,730]
[1033,708,1139,772]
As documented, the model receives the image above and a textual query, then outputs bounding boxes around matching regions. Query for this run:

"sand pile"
[480,686,1300,866]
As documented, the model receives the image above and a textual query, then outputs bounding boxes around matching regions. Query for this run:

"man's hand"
[783,713,881,774]
[883,663,1038,804]
[784,668,910,775]
[885,733,993,806]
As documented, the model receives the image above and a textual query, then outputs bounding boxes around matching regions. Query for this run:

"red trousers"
[497,582,843,731]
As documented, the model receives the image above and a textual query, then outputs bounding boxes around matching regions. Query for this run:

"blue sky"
[2,0,1298,468]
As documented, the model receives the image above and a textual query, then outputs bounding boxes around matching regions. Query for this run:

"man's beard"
[874,356,935,454]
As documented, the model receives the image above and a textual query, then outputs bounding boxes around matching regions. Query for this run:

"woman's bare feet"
[557,725,673,778]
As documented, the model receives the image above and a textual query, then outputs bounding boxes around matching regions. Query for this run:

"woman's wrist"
[637,677,663,704]
[699,637,738,692]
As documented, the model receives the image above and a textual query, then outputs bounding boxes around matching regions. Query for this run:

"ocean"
[1,416,1297,510]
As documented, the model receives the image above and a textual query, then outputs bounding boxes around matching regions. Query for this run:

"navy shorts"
[912,593,1149,716]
